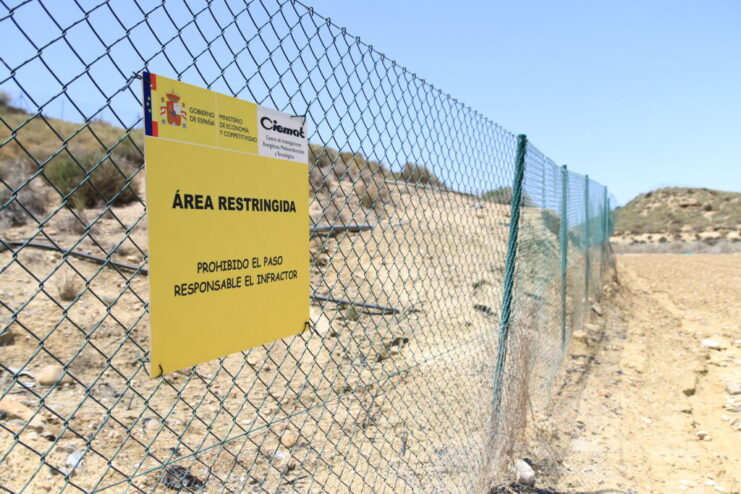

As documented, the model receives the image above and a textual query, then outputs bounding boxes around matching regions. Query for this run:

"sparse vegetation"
[0,99,143,222]
[307,144,393,224]
[0,160,48,227]
[612,239,741,254]
[0,186,47,228]
[0,98,144,166]
[57,271,82,301]
[43,153,139,209]
[482,186,535,207]
[615,187,741,234]
[611,187,741,254]
[357,176,391,211]
[397,162,445,187]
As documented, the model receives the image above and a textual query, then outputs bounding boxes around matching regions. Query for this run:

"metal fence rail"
[0,1,615,492]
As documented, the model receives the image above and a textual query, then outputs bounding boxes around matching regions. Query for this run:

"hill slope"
[612,187,741,252]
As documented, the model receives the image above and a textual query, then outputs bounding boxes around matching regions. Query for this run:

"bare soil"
[1,182,556,492]
[535,254,740,494]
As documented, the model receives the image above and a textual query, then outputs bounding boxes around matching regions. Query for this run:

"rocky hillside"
[612,187,741,253]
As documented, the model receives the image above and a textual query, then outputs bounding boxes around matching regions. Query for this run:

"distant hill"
[612,187,741,253]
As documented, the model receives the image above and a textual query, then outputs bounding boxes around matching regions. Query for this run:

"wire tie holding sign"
[300,321,312,335]
[288,101,311,121]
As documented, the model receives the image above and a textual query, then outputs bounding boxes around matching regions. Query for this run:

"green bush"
[44,153,138,209]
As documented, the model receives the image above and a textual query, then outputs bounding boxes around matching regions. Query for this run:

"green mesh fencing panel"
[0,1,614,492]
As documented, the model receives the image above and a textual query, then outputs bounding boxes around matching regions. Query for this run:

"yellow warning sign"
[143,72,309,376]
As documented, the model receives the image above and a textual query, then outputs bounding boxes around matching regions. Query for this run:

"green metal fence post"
[601,187,609,280]
[492,134,528,411]
[560,165,568,348]
[584,175,590,310]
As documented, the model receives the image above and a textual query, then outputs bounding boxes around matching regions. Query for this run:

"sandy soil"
[2,181,566,492]
[539,254,740,493]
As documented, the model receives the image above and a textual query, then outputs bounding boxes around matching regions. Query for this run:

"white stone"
[701,338,723,350]
[35,364,73,386]
[696,430,710,440]
[514,459,535,486]
[725,382,741,395]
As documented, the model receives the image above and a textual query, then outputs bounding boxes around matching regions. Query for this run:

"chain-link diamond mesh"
[0,1,615,492]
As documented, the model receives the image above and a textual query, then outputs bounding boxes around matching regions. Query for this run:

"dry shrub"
[0,160,48,227]
[482,186,535,207]
[0,186,47,228]
[111,135,144,165]
[323,193,352,225]
[398,162,444,188]
[308,144,339,169]
[57,271,82,301]
[355,176,390,211]
[337,152,365,181]
[44,153,138,209]
[358,181,379,209]
[309,165,330,194]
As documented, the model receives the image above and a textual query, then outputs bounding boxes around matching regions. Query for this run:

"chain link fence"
[0,1,615,492]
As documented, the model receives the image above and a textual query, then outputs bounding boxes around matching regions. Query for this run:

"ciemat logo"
[260,117,305,138]
[160,91,187,128]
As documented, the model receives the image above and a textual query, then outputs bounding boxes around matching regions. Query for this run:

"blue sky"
[2,0,739,205]
[308,0,741,204]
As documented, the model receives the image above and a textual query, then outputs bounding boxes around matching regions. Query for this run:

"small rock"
[572,330,588,342]
[591,304,603,316]
[389,346,400,356]
[714,485,729,493]
[0,396,45,431]
[0,328,16,346]
[681,373,698,397]
[701,338,723,350]
[514,458,535,486]
[725,382,741,396]
[274,451,297,472]
[281,431,298,449]
[36,365,74,387]
[696,430,710,440]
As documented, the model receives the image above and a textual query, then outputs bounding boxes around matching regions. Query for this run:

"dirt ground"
[2,181,552,493]
[538,254,740,493]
